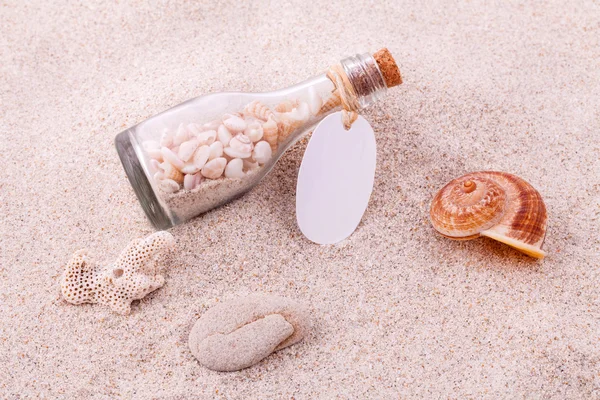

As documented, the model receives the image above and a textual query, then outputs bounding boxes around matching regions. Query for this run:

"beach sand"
[1,0,599,398]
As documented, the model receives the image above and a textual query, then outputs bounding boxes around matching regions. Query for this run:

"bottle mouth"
[115,130,176,230]
[340,53,387,110]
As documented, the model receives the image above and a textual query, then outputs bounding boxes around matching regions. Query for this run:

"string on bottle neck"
[327,64,359,130]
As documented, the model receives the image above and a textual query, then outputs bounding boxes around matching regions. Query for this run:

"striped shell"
[277,103,310,144]
[430,171,548,259]
[262,116,279,152]
[277,118,304,144]
[318,90,342,115]
[160,161,184,184]
[243,100,275,121]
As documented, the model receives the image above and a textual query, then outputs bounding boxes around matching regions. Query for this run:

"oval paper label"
[296,113,376,244]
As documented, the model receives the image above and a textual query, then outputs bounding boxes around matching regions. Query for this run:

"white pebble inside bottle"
[192,145,211,170]
[244,121,264,142]
[224,158,245,179]
[208,141,224,160]
[161,146,185,170]
[181,163,200,175]
[184,172,203,191]
[217,124,233,146]
[201,157,227,179]
[196,130,217,146]
[173,123,190,146]
[252,141,272,165]
[178,139,200,162]
[160,129,173,148]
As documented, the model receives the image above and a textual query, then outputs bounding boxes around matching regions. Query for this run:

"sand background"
[1,0,599,398]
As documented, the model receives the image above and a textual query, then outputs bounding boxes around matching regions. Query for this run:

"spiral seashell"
[262,116,279,152]
[275,102,310,144]
[318,90,342,115]
[160,161,184,184]
[201,157,227,179]
[243,100,275,121]
[224,134,253,159]
[277,117,303,144]
[429,171,548,259]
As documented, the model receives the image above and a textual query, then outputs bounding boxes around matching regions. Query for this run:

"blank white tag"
[296,112,376,244]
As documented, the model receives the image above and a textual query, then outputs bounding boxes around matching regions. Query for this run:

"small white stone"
[193,145,211,170]
[244,121,264,142]
[224,158,245,179]
[178,139,200,162]
[184,173,203,191]
[161,147,185,170]
[181,163,200,175]
[209,141,224,160]
[252,141,272,165]
[217,124,233,146]
[292,102,311,121]
[160,129,173,147]
[201,157,227,179]
[173,123,190,146]
[196,130,217,146]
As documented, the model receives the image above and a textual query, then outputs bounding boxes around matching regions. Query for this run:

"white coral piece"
[61,231,176,315]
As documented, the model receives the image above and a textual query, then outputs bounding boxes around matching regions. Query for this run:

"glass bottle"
[115,48,402,229]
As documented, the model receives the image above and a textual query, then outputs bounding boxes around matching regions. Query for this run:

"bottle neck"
[337,53,388,110]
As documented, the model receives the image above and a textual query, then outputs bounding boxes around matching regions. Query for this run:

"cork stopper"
[373,48,402,88]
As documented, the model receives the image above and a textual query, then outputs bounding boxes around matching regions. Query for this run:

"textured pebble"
[189,294,310,371]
